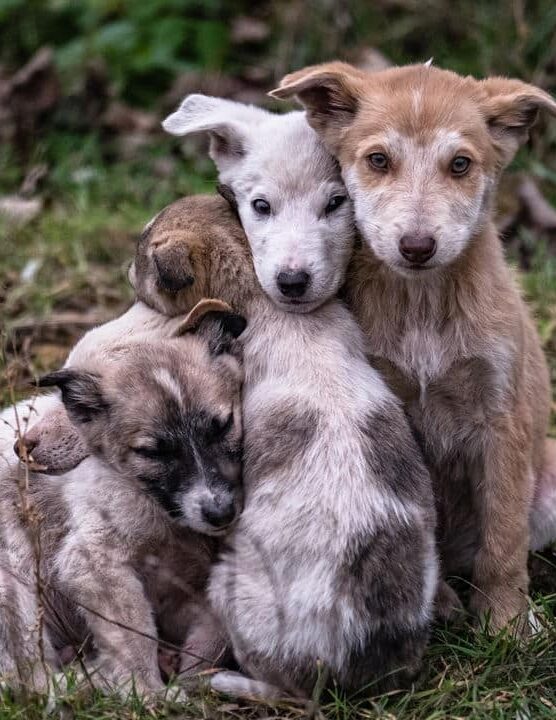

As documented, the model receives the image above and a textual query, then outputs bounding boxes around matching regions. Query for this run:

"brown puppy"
[272,62,556,631]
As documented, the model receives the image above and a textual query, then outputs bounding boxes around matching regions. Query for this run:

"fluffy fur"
[0,302,245,694]
[273,61,556,631]
[132,191,438,697]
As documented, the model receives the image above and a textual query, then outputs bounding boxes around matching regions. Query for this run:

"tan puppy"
[272,62,556,631]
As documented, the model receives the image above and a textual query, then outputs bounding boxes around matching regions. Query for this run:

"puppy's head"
[38,300,247,536]
[162,95,355,312]
[130,195,243,317]
[272,62,556,277]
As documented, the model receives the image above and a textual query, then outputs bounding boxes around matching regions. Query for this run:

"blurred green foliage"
[0,0,256,104]
[2,0,556,107]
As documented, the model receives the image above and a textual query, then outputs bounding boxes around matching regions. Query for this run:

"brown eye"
[368,153,389,171]
[451,156,471,176]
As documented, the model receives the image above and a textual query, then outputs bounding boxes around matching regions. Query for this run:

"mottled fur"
[131,193,438,697]
[0,305,245,694]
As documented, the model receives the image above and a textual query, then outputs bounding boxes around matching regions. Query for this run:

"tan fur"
[273,62,556,631]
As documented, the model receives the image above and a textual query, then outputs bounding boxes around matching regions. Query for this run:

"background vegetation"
[1,1,556,718]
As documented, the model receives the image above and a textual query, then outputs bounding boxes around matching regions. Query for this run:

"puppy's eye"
[209,412,233,441]
[252,199,271,216]
[451,156,471,176]
[131,442,176,460]
[325,195,347,215]
[368,153,389,171]
[131,445,162,459]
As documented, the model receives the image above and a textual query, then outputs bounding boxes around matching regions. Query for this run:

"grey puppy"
[0,300,245,696]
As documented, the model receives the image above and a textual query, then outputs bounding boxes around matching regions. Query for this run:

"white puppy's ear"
[162,94,250,170]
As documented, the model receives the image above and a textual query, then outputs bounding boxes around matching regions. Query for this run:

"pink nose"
[399,235,436,264]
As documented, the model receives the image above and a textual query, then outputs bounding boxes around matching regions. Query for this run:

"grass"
[1,597,556,719]
[3,93,556,720]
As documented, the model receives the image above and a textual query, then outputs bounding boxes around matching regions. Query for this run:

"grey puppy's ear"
[174,298,247,356]
[37,369,108,425]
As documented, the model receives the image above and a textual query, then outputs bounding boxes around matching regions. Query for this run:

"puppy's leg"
[179,605,228,677]
[470,422,531,633]
[0,559,58,692]
[529,437,556,551]
[56,538,164,697]
[434,580,464,623]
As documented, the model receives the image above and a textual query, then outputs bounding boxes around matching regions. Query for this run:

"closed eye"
[131,442,177,460]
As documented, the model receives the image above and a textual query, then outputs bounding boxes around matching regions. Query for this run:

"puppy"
[7,302,183,475]
[131,191,438,698]
[272,62,556,631]
[0,300,245,695]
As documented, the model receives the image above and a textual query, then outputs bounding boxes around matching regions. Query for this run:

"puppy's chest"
[371,331,512,452]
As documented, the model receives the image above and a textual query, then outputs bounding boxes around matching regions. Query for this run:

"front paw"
[84,656,166,699]
[469,586,529,637]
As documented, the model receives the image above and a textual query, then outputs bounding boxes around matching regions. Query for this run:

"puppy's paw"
[434,581,464,624]
[469,588,529,638]
[210,671,288,702]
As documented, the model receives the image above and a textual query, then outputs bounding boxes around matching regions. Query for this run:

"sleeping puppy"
[131,193,439,700]
[0,300,245,696]
[7,302,183,475]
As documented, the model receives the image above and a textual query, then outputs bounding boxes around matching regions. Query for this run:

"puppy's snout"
[399,235,437,265]
[276,270,311,298]
[201,499,237,530]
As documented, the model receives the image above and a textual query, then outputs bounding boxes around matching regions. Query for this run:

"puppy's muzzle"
[201,498,237,531]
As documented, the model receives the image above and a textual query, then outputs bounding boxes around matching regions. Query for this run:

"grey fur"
[0,305,245,695]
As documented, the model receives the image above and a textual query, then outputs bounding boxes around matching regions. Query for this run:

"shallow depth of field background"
[1,2,556,718]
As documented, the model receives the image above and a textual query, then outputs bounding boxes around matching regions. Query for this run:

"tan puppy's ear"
[174,298,247,356]
[480,77,556,165]
[269,62,364,149]
[176,298,235,334]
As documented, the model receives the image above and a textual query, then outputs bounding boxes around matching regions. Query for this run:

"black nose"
[399,235,436,265]
[276,270,311,298]
[201,501,236,529]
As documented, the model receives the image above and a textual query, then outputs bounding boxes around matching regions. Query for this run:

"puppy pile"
[2,61,556,702]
